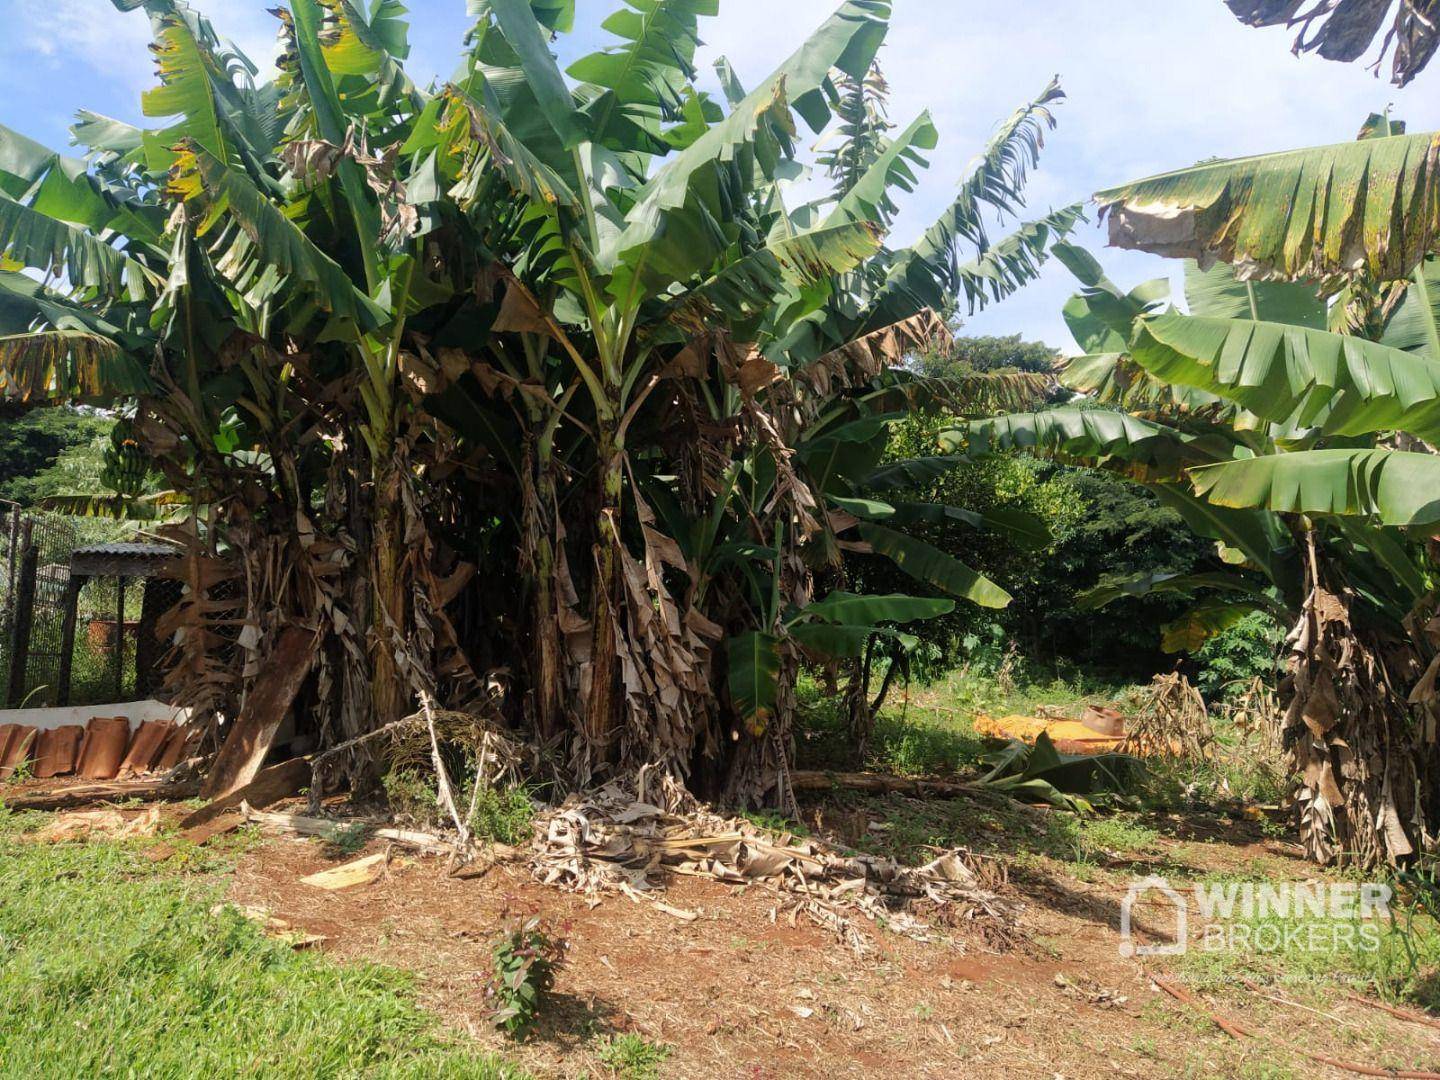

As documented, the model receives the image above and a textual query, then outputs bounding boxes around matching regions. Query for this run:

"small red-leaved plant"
[484,914,568,1039]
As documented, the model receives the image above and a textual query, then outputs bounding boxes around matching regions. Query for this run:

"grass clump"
[596,1033,671,1079]
[1176,874,1440,1013]
[470,786,537,846]
[323,821,371,857]
[1078,816,1161,857]
[0,810,524,1078]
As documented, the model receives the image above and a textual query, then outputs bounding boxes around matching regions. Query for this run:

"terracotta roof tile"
[118,720,173,778]
[0,724,37,781]
[154,724,199,773]
[33,726,84,779]
[77,717,131,781]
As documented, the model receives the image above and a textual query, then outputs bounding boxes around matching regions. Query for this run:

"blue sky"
[3,0,1437,348]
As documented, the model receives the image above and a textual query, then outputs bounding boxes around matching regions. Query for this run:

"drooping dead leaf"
[492,277,558,339]
[735,352,782,396]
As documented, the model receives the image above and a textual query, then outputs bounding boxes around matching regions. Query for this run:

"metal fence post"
[5,519,37,707]
[113,576,127,701]
[55,573,86,708]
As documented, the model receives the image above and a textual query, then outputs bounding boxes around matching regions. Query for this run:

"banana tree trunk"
[845,654,872,761]
[370,458,409,732]
[529,437,563,741]
[585,428,624,762]
[584,440,624,760]
[1287,529,1440,869]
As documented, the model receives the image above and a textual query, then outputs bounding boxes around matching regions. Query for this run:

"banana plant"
[995,113,1440,866]
[0,0,1081,802]
[419,2,1081,785]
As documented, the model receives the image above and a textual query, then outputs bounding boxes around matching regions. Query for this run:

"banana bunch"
[101,418,150,498]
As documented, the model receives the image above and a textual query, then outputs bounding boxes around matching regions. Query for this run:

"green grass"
[795,667,1138,779]
[0,809,525,1079]
[1078,816,1161,857]
[1175,879,1440,1012]
[595,1033,671,1079]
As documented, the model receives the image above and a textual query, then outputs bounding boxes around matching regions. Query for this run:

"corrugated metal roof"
[71,543,181,559]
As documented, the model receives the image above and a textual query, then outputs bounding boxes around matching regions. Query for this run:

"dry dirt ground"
[220,800,1440,1080]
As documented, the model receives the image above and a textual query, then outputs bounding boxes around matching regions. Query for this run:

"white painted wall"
[0,700,192,732]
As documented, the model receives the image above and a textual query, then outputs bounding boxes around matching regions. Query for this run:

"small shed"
[55,543,184,706]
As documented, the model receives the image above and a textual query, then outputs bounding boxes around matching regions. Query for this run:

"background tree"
[978,116,1440,867]
[913,333,1061,376]
[0,407,114,507]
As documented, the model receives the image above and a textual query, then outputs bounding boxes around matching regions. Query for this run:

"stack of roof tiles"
[0,718,195,782]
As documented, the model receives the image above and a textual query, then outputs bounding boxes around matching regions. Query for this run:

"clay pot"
[77,717,132,780]
[86,619,138,653]
[1081,706,1126,738]
[33,726,84,778]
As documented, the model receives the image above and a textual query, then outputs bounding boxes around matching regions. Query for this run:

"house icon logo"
[1120,876,1189,957]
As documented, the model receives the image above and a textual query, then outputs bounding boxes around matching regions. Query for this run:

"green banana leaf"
[1132,311,1440,444]
[1189,448,1440,528]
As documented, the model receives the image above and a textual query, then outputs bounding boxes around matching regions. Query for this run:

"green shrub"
[1193,612,1285,701]
[382,768,441,829]
[469,786,536,846]
[385,764,533,845]
[324,822,370,857]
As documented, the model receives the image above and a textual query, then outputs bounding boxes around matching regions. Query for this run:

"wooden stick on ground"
[144,757,311,862]
[2,777,198,812]
[788,771,985,799]
[1239,976,1356,1030]
[1345,992,1440,1034]
[179,757,312,831]
[239,804,483,856]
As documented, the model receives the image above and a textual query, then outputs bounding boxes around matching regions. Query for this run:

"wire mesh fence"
[1,506,79,708]
[0,509,185,709]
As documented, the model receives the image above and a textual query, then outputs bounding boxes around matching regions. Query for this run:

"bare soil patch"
[223,799,1440,1078]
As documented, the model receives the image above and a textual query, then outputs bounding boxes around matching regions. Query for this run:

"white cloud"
[691,0,1440,347]
[9,0,281,97]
